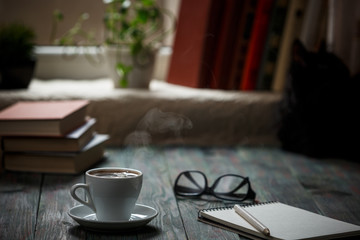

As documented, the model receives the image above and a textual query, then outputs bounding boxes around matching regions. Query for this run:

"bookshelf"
[167,0,360,92]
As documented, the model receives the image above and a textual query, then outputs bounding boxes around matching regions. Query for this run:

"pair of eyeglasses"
[174,170,256,202]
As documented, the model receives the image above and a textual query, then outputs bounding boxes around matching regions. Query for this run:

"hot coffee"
[70,167,143,221]
[90,169,139,178]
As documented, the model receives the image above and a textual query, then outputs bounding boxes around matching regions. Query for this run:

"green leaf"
[116,62,133,88]
[141,0,154,7]
[137,9,149,23]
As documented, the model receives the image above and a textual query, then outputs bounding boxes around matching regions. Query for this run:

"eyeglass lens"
[212,175,249,200]
[175,171,206,195]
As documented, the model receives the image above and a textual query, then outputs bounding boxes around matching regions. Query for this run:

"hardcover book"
[0,100,89,136]
[240,0,275,90]
[228,0,258,90]
[3,134,109,174]
[2,118,96,152]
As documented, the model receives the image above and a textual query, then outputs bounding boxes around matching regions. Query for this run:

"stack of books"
[0,100,109,174]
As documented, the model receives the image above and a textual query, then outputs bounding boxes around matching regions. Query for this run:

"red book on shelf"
[228,0,258,90]
[210,0,245,89]
[240,0,274,90]
[167,0,220,88]
[0,100,89,136]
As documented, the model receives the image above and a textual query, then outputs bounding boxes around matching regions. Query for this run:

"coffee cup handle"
[70,183,96,213]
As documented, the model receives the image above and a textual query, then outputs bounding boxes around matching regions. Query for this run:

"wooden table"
[1,146,360,239]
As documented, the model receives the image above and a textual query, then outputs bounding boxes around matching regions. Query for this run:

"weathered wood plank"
[165,147,242,240]
[35,174,85,240]
[121,147,187,240]
[0,172,42,240]
[282,153,360,225]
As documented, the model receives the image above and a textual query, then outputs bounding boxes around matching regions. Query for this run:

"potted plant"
[103,0,175,88]
[0,22,36,89]
[52,0,175,88]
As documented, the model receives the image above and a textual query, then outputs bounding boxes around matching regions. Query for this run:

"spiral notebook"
[198,201,360,240]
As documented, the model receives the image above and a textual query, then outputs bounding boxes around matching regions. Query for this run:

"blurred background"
[0,0,180,46]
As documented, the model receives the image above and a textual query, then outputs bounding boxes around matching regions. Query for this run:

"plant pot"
[104,45,156,89]
[0,58,36,89]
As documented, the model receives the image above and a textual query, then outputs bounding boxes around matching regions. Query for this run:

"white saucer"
[68,204,158,231]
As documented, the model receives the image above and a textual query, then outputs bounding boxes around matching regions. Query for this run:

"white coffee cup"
[70,167,143,221]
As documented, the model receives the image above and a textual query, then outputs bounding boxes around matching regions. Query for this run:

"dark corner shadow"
[68,225,161,237]
[67,226,85,238]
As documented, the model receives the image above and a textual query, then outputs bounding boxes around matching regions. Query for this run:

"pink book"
[0,100,89,136]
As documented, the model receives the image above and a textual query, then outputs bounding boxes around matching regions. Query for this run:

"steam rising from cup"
[124,108,193,146]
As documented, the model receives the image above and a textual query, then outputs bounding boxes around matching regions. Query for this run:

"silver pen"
[234,204,271,236]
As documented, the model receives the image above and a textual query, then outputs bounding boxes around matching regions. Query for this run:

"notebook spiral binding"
[198,201,279,217]
[242,201,278,208]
